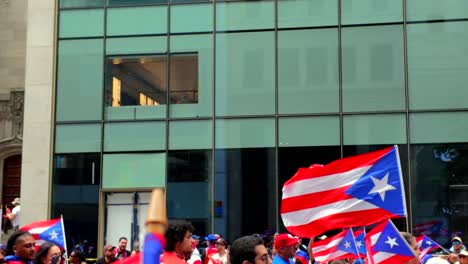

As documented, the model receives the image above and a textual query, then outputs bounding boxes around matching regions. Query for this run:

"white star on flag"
[384,236,399,248]
[426,241,432,245]
[344,241,351,248]
[50,230,58,240]
[356,240,363,248]
[368,172,396,201]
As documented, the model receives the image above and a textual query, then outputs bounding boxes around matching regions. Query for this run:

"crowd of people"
[0,217,468,264]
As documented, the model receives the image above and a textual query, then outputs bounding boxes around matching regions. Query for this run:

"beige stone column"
[21,0,56,225]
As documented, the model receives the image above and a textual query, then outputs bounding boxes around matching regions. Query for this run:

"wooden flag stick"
[145,188,168,235]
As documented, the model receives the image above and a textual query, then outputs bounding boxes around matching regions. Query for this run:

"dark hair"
[400,232,415,245]
[33,243,57,264]
[71,250,86,263]
[118,237,127,242]
[215,238,228,247]
[230,236,264,264]
[6,231,33,256]
[164,222,194,252]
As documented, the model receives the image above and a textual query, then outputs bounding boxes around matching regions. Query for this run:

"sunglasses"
[453,241,461,245]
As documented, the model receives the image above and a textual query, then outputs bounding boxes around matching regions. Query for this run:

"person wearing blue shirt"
[272,234,299,264]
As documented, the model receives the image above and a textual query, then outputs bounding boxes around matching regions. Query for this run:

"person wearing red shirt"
[162,222,195,264]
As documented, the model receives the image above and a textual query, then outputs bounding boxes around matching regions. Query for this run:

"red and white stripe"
[281,147,401,238]
[20,218,60,246]
[312,230,354,262]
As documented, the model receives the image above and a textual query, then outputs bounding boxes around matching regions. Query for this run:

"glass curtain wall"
[54,0,468,245]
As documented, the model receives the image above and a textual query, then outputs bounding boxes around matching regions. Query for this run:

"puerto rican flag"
[312,229,360,262]
[20,218,65,248]
[354,229,367,258]
[365,220,416,264]
[416,235,443,260]
[281,146,406,238]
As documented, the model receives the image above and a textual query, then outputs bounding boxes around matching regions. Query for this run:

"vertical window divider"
[211,0,217,234]
[274,0,279,232]
[165,0,171,196]
[338,0,344,158]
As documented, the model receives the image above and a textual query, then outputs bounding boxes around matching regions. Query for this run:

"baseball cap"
[103,244,116,252]
[11,198,20,205]
[274,233,300,249]
[192,234,200,240]
[205,234,218,242]
[452,237,463,243]
[459,250,468,256]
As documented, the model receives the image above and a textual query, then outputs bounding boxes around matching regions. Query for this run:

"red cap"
[274,234,300,249]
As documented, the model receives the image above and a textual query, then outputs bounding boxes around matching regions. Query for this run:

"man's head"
[453,237,463,251]
[459,250,468,264]
[204,234,218,246]
[274,234,299,260]
[103,245,116,259]
[164,222,194,256]
[118,237,128,251]
[230,235,271,264]
[6,231,35,260]
[11,198,20,206]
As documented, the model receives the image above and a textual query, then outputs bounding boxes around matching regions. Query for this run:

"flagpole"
[60,215,69,264]
[0,204,3,242]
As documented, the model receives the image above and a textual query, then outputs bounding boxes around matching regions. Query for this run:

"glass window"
[169,120,212,150]
[108,0,167,6]
[52,153,100,256]
[57,39,103,122]
[410,112,468,144]
[59,10,104,38]
[216,32,275,116]
[102,153,166,189]
[278,146,341,231]
[170,34,213,118]
[407,0,468,21]
[216,1,274,31]
[104,55,168,120]
[343,114,406,145]
[106,36,167,55]
[167,150,211,235]
[342,25,405,112]
[214,148,276,241]
[279,116,340,147]
[278,28,339,114]
[278,0,337,28]
[407,22,468,110]
[171,4,213,33]
[104,121,166,152]
[216,118,275,149]
[341,0,402,25]
[55,124,102,153]
[59,0,104,8]
[106,7,167,36]
[411,143,468,245]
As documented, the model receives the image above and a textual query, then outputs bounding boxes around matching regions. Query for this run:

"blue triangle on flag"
[38,221,65,248]
[345,147,405,216]
[336,229,358,256]
[373,222,414,257]
[355,232,367,255]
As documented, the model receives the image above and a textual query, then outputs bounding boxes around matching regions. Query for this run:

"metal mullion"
[165,0,171,195]
[338,0,344,158]
[211,0,217,234]
[274,0,279,232]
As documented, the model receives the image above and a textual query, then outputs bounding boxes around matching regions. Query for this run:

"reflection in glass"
[108,0,167,5]
[214,148,276,241]
[59,0,104,8]
[168,150,211,236]
[411,144,468,246]
[52,154,100,257]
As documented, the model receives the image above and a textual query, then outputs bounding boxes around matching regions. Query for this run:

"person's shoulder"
[95,257,105,264]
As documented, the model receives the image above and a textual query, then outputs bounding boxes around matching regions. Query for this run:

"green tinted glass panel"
[216,1,274,31]
[59,9,104,38]
[216,118,275,149]
[57,39,103,121]
[279,117,339,147]
[55,124,102,153]
[407,0,468,21]
[408,22,468,110]
[344,114,406,145]
[60,0,104,8]
[169,120,212,150]
[216,32,274,116]
[108,0,166,6]
[104,122,166,151]
[170,35,213,118]
[171,4,212,33]
[103,153,166,189]
[341,0,402,25]
[107,7,167,36]
[106,36,167,55]
[278,0,337,28]
[278,29,339,114]
[410,113,468,143]
[342,25,405,112]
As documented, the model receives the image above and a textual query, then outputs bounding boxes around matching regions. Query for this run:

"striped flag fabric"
[281,146,407,238]
[416,235,443,260]
[365,220,416,264]
[20,218,65,248]
[312,229,360,262]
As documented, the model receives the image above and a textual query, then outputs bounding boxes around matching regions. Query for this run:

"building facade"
[22,0,468,255]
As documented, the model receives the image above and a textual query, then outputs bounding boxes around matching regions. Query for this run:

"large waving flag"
[365,220,416,264]
[20,218,65,248]
[416,235,444,260]
[312,229,360,262]
[281,146,406,237]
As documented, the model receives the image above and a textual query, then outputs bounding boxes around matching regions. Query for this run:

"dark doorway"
[2,154,21,207]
